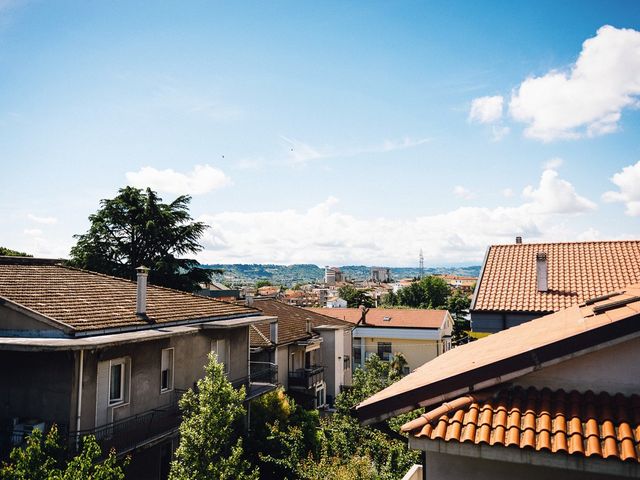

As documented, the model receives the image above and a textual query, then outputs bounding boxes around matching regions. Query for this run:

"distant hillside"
[202,263,480,287]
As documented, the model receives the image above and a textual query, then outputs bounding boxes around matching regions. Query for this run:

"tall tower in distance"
[419,249,424,278]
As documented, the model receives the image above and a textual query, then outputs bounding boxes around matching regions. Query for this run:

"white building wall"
[516,334,640,395]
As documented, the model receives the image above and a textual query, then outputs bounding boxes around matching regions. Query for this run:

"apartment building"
[307,307,453,373]
[0,257,277,480]
[249,298,352,407]
[357,285,640,480]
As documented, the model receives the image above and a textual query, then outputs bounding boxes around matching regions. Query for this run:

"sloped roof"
[305,307,448,329]
[401,386,640,463]
[250,298,351,347]
[472,240,640,313]
[355,285,640,423]
[0,260,260,334]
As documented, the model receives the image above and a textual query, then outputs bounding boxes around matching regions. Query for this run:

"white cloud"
[196,169,595,265]
[23,228,42,237]
[602,160,640,216]
[522,169,596,214]
[491,125,510,142]
[543,157,564,170]
[509,25,640,141]
[469,95,504,123]
[27,213,58,225]
[125,164,231,195]
[281,135,431,165]
[502,188,514,198]
[452,185,475,200]
[577,227,601,241]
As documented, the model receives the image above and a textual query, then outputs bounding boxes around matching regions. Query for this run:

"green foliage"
[338,285,374,308]
[322,354,420,479]
[246,389,320,479]
[396,276,450,308]
[380,290,398,307]
[255,279,273,288]
[447,288,472,342]
[335,354,402,416]
[298,454,377,480]
[169,353,258,480]
[70,186,212,292]
[0,424,127,480]
[0,247,31,257]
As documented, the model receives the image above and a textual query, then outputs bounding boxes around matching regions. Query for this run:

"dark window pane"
[110,364,122,401]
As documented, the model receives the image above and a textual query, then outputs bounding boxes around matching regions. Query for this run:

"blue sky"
[1,1,640,266]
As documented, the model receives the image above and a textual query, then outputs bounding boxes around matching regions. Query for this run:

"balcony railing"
[288,365,324,390]
[67,388,186,456]
[232,363,278,401]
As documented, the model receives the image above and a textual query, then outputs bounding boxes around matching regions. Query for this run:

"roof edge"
[469,246,490,311]
[73,312,264,337]
[355,315,640,424]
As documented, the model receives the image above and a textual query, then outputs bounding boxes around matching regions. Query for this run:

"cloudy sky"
[1,1,640,266]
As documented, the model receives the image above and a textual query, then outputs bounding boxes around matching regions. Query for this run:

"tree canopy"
[70,186,212,291]
[394,275,451,308]
[338,285,375,308]
[0,247,31,257]
[0,424,127,480]
[169,353,258,480]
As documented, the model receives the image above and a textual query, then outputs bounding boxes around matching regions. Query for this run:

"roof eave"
[469,245,490,311]
[355,314,640,424]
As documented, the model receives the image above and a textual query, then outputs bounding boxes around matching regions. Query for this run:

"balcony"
[66,388,186,457]
[232,362,278,401]
[288,365,324,391]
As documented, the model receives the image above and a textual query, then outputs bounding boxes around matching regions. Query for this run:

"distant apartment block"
[324,266,344,286]
[307,307,453,373]
[370,267,391,283]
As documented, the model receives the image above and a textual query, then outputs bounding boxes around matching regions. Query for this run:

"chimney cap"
[536,252,547,260]
[136,265,150,274]
[515,236,523,244]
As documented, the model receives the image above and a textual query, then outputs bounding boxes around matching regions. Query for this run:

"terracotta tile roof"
[473,240,640,313]
[355,285,640,423]
[0,262,259,333]
[250,299,350,347]
[401,386,640,463]
[305,307,448,329]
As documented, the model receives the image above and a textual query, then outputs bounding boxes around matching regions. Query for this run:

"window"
[343,355,350,370]
[109,361,125,405]
[353,338,362,367]
[211,339,229,373]
[161,348,174,393]
[315,384,326,409]
[377,342,392,361]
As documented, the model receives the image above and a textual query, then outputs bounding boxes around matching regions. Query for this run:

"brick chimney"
[136,266,150,315]
[536,253,548,292]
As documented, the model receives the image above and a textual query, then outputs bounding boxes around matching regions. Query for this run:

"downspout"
[422,451,427,480]
[247,328,251,432]
[75,349,84,449]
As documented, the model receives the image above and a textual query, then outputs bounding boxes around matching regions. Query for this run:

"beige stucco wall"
[276,345,289,388]
[516,334,640,395]
[75,327,250,430]
[423,451,629,480]
[362,336,440,371]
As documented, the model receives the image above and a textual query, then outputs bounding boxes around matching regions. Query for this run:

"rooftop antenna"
[419,249,424,278]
